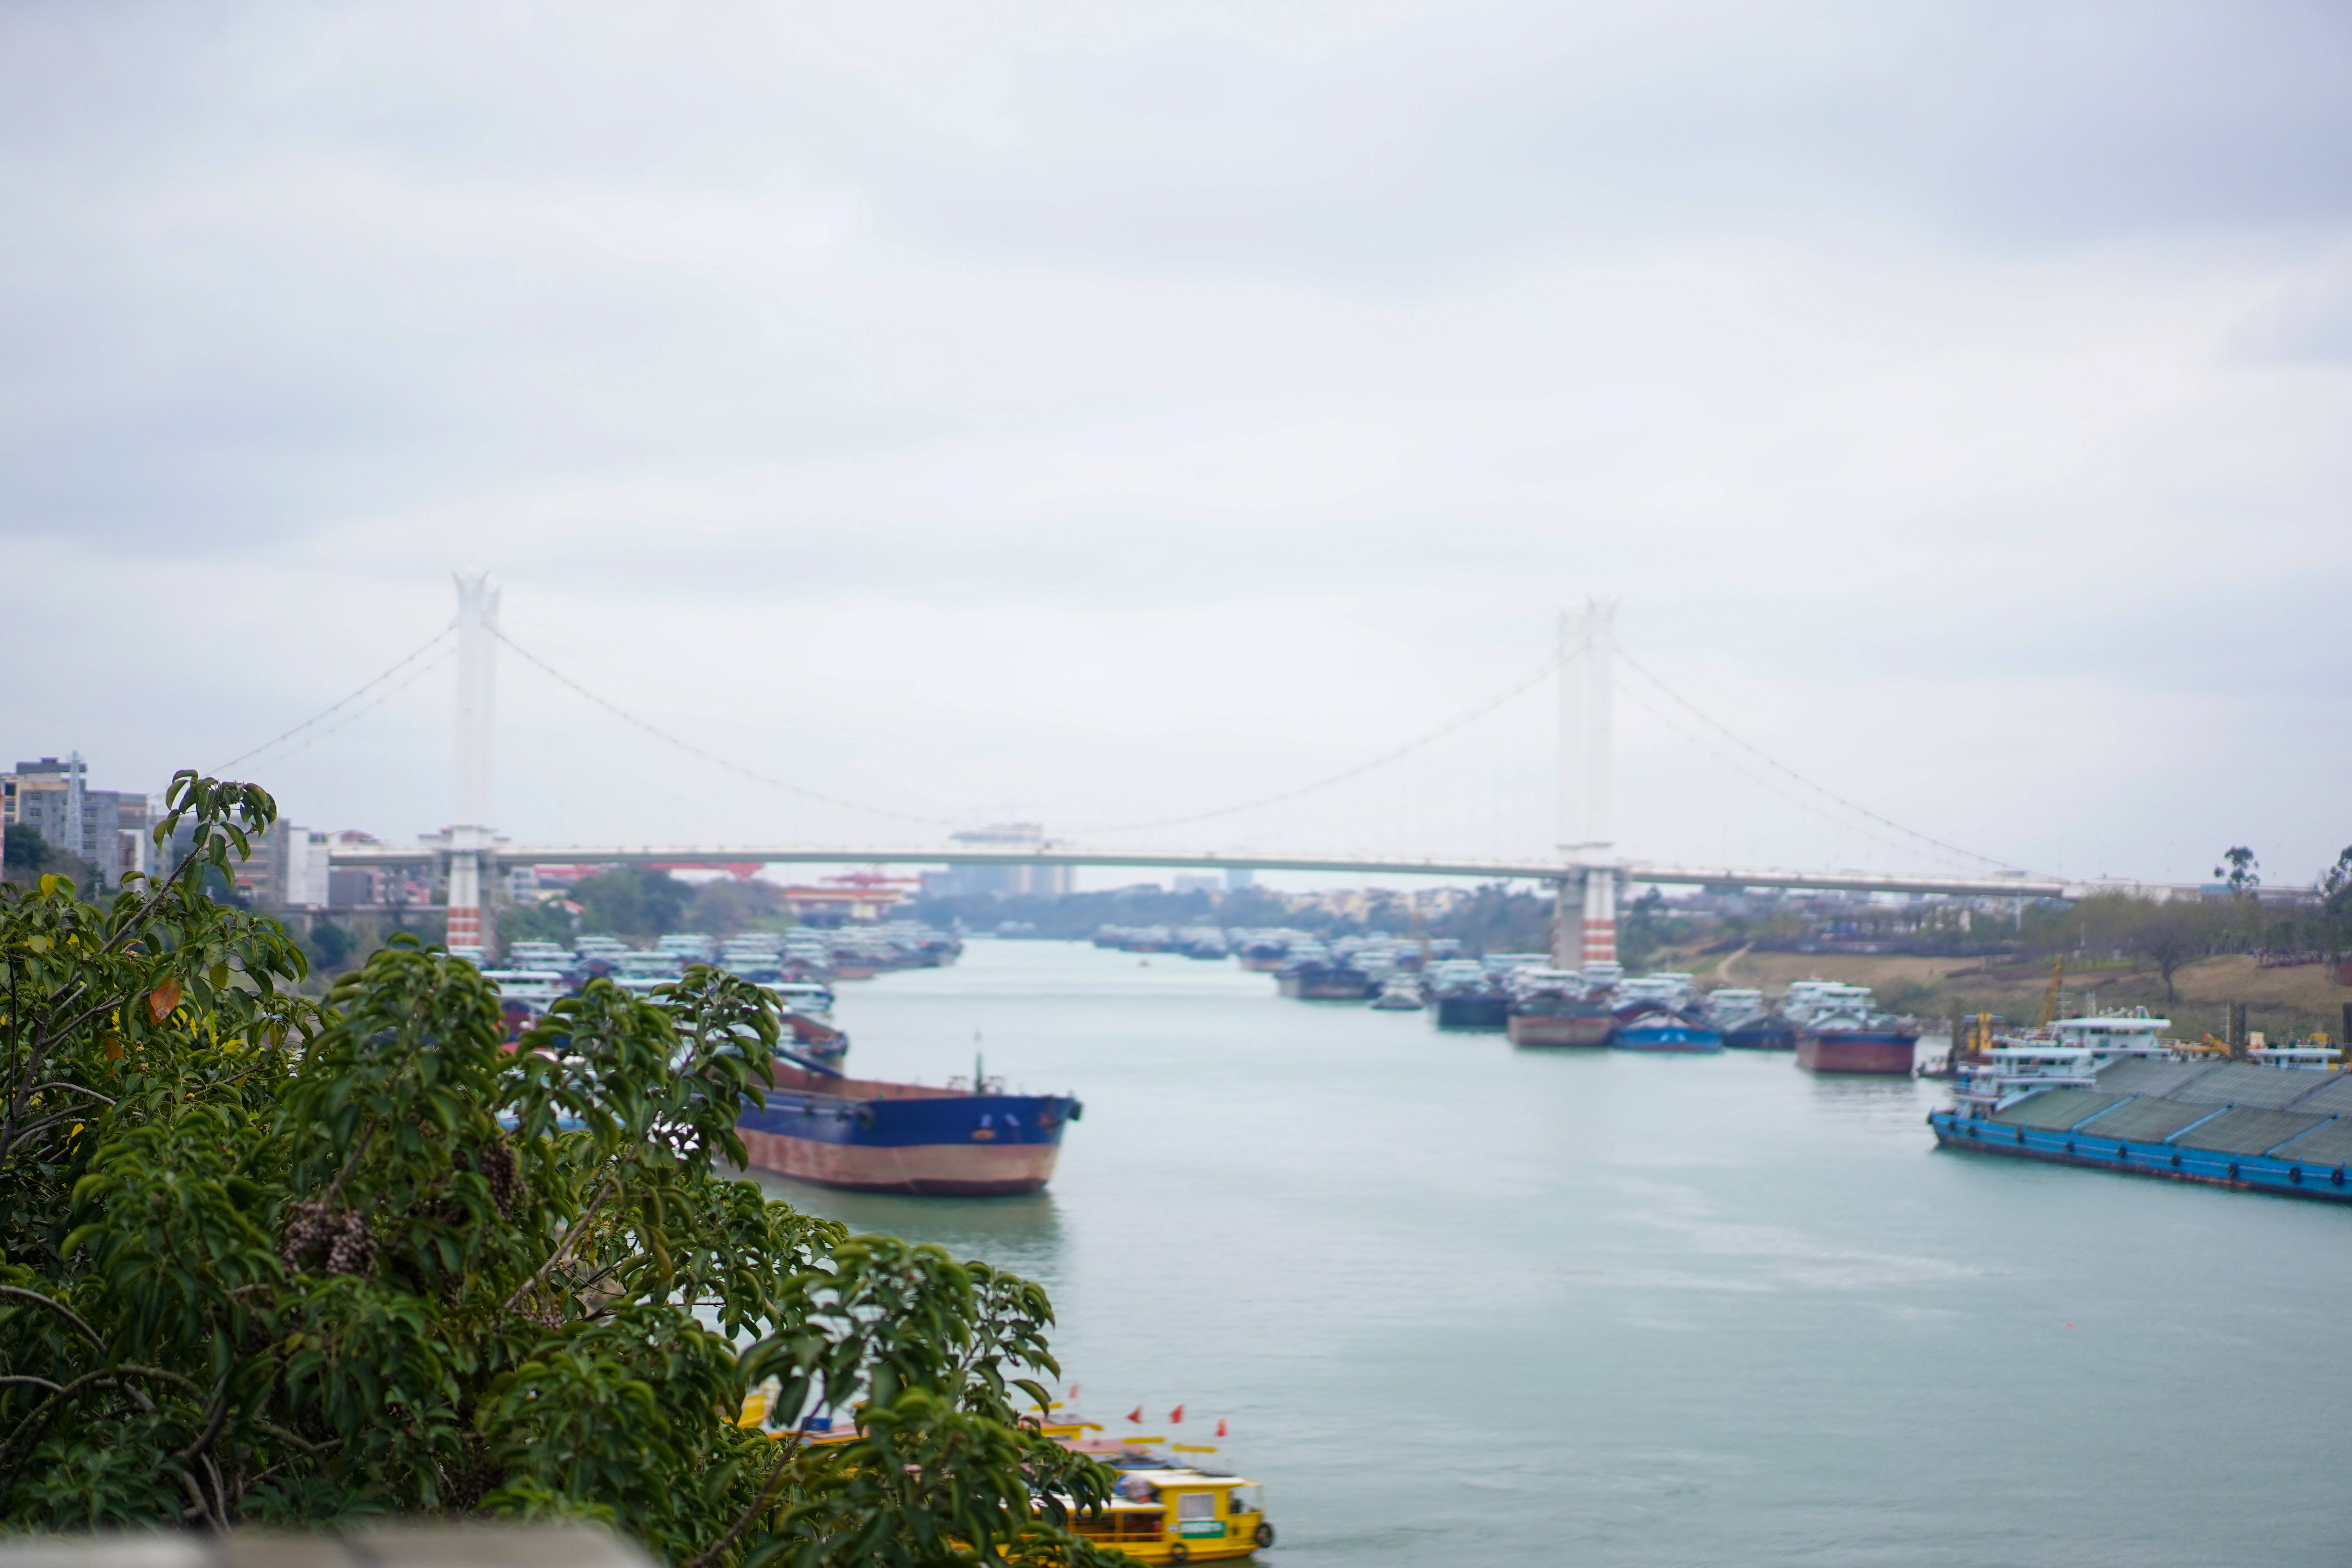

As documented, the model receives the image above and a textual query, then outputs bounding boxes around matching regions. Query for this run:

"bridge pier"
[1580,866,1617,965]
[1549,868,1621,969]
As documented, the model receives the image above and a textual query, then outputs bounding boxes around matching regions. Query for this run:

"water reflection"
[736,1165,1068,1283]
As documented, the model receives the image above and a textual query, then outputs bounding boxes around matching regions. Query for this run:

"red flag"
[1170,1404,1185,1424]
[1126,1406,1143,1424]
[1216,1419,1227,1437]
[1069,1383,1080,1400]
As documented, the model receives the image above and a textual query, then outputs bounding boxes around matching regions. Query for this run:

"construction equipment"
[2039,956,2066,1029]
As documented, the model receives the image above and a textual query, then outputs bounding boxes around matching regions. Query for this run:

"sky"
[5,0,2350,890]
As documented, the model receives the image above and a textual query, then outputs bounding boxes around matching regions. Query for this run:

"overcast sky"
[6,1,2349,888]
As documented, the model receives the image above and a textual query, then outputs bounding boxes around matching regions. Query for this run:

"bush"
[0,773,1115,1566]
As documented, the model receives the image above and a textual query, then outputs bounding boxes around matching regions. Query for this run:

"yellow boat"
[1063,1466,1273,1563]
[1045,1429,1273,1563]
[739,1408,1276,1560]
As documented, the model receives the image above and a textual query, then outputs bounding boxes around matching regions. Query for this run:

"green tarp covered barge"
[1931,1057,2352,1203]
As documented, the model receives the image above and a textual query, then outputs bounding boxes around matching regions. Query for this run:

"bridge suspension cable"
[214,622,456,774]
[492,628,959,829]
[1613,649,2022,874]
[1079,650,1568,836]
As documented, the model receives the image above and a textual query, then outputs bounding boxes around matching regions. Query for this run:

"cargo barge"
[1791,985,1917,1074]
[1797,1025,1918,1074]
[1507,1000,1616,1046]
[1430,989,1511,1030]
[1614,1004,1722,1052]
[1277,963,1376,1001]
[1706,989,1796,1050]
[1723,1015,1797,1050]
[1505,969,1616,1046]
[738,1056,1083,1196]
[1929,1031,2352,1204]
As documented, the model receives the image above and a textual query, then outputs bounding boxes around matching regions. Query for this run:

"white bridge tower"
[447,573,499,954]
[1553,596,1619,968]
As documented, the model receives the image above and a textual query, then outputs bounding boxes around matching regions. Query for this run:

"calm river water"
[747,940,2350,1567]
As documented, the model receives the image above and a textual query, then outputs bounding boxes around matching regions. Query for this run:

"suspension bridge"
[232,576,2143,966]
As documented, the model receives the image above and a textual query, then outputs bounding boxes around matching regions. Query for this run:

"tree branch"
[174,1372,236,1469]
[24,1080,117,1106]
[503,1169,622,1316]
[0,1285,105,1350]
[3,1110,98,1152]
[685,1434,804,1568]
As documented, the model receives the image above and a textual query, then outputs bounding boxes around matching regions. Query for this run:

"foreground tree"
[1,775,1115,1565]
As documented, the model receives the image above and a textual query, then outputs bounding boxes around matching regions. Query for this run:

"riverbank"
[1704,946,2347,1038]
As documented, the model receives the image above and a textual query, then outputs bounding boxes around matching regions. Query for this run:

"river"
[746,939,2350,1567]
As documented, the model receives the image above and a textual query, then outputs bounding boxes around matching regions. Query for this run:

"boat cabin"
[2047,1014,2172,1055]
[479,969,568,1006]
[1952,1045,2100,1110]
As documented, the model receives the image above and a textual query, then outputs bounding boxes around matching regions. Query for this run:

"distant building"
[1225,867,1255,891]
[328,867,381,906]
[779,871,919,924]
[281,828,334,908]
[149,814,338,908]
[324,831,386,906]
[3,754,152,885]
[927,823,1073,898]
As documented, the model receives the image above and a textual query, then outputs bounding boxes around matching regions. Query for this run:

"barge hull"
[1797,1034,1917,1074]
[1507,1013,1614,1047]
[1926,1109,2352,1205]
[1432,996,1510,1030]
[738,1127,1060,1196]
[739,1068,1074,1197]
[1280,977,1374,1000]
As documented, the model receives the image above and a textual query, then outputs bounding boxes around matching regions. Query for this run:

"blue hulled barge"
[739,1057,1083,1197]
[1930,1020,2352,1204]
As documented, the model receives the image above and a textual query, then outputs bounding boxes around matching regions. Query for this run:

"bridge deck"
[324,841,2089,898]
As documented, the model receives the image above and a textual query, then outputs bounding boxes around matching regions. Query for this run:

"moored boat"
[1795,988,1918,1074]
[1505,969,1616,1046]
[1051,1437,1275,1563]
[777,1008,850,1064]
[1369,973,1425,1010]
[737,1057,1082,1196]
[1722,1014,1798,1050]
[1796,1025,1917,1073]
[1431,989,1511,1030]
[481,968,568,1043]
[1419,959,1508,1029]
[1613,1003,1723,1052]
[1508,1004,1616,1045]
[1708,987,1796,1050]
[1927,1019,2352,1203]
[1276,961,1375,1000]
